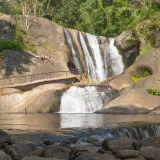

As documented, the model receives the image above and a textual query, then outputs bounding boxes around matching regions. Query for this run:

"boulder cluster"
[1,129,160,160]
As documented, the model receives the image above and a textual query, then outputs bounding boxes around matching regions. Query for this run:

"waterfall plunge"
[109,38,124,76]
[59,86,112,113]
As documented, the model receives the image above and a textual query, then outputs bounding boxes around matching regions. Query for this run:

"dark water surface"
[1,113,160,135]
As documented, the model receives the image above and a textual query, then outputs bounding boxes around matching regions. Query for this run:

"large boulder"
[6,143,37,160]
[43,145,70,159]
[115,30,140,67]
[75,152,117,160]
[140,146,160,160]
[27,149,44,157]
[0,150,11,160]
[141,137,160,148]
[0,130,10,144]
[102,137,134,152]
[116,149,139,159]
[22,157,64,160]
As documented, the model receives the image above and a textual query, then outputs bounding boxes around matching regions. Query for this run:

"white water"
[109,38,124,76]
[64,28,81,69]
[59,86,112,113]
[86,33,106,80]
[79,32,96,79]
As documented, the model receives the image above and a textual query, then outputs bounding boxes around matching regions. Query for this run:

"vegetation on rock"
[130,66,152,82]
[0,40,24,52]
[147,86,160,96]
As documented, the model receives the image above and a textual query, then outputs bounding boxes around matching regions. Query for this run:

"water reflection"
[1,114,160,134]
[60,114,104,128]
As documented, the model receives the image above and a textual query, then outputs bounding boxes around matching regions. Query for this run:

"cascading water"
[59,86,112,113]
[86,33,106,80]
[78,32,96,79]
[76,124,160,143]
[64,28,81,70]
[63,30,125,114]
[109,38,124,76]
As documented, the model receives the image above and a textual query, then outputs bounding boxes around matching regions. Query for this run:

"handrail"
[0,70,75,87]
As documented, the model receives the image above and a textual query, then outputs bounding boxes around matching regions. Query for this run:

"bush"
[147,86,160,96]
[25,44,37,53]
[0,40,24,51]
[130,65,152,82]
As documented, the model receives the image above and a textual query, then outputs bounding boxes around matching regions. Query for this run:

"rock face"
[115,30,140,67]
[97,45,160,114]
[0,78,75,113]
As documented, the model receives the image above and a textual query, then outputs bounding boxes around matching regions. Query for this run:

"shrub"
[0,40,24,51]
[130,65,152,82]
[147,86,160,96]
[126,38,140,49]
[25,44,37,53]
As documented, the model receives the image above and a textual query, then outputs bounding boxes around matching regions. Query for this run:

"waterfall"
[59,86,112,113]
[78,32,96,79]
[64,28,81,70]
[86,33,106,80]
[64,29,124,80]
[77,124,160,143]
[109,38,124,76]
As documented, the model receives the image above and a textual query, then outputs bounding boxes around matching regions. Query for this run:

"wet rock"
[116,149,139,159]
[22,156,64,160]
[70,145,97,159]
[43,145,70,159]
[102,137,134,152]
[60,140,71,147]
[27,149,44,157]
[75,152,117,160]
[86,136,98,143]
[6,143,37,160]
[98,149,112,154]
[140,146,160,160]
[72,146,97,153]
[0,130,10,144]
[44,141,55,146]
[124,157,145,160]
[68,137,78,144]
[141,137,160,148]
[93,142,102,147]
[133,140,141,150]
[0,150,11,160]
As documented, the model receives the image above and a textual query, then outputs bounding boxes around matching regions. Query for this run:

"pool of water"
[1,113,160,135]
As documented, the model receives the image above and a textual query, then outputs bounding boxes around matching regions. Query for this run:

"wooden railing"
[0,70,73,87]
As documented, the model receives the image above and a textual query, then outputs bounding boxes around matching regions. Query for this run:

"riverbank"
[1,126,160,160]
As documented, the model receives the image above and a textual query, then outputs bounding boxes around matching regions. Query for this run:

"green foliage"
[0,40,24,52]
[147,86,160,96]
[1,0,160,37]
[126,38,140,48]
[130,66,152,82]
[25,44,37,53]
[131,76,143,83]
[54,0,160,37]
[16,25,25,43]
